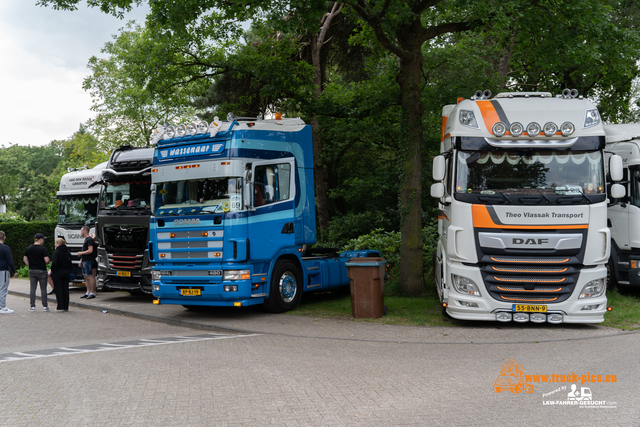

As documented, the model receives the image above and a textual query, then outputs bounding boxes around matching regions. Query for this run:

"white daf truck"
[56,162,108,284]
[431,89,624,324]
[603,124,640,292]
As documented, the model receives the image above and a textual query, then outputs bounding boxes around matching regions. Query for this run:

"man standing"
[78,225,97,299]
[0,231,17,314]
[24,233,51,312]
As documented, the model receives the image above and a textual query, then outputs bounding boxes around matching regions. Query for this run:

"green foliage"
[84,22,200,149]
[51,126,109,178]
[15,265,29,279]
[11,172,58,222]
[0,221,57,269]
[0,213,26,223]
[340,219,438,295]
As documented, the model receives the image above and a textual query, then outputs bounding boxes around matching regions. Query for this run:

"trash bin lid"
[346,257,386,267]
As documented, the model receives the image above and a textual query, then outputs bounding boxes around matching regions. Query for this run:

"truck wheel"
[264,260,302,313]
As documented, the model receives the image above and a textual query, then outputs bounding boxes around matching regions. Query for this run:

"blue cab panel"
[148,118,379,312]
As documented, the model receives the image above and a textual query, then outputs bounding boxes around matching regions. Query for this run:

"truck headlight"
[579,279,605,298]
[152,270,172,281]
[459,110,478,128]
[223,270,250,281]
[451,274,481,296]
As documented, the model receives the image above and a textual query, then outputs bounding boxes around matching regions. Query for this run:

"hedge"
[0,221,57,269]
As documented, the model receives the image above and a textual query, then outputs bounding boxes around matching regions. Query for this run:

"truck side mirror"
[433,156,446,181]
[150,184,156,214]
[610,155,623,182]
[611,183,625,199]
[431,182,445,198]
[243,170,253,210]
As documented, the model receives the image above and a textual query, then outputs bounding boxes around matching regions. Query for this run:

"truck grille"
[476,228,585,304]
[481,257,578,304]
[108,253,143,270]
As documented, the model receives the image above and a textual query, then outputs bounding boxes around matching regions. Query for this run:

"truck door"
[248,158,296,261]
[609,168,630,250]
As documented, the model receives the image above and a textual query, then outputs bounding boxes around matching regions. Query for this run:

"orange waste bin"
[346,257,386,318]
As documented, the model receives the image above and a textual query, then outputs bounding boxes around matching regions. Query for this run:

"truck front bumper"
[444,263,608,324]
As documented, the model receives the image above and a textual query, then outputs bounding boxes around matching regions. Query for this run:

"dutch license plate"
[181,289,201,296]
[116,271,131,277]
[513,304,547,313]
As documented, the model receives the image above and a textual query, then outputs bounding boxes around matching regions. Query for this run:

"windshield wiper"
[554,186,590,204]
[497,191,514,204]
[533,190,552,204]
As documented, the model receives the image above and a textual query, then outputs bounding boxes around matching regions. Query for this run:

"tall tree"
[84,22,200,149]
[343,0,476,295]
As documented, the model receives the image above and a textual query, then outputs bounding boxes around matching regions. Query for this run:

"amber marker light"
[152,168,158,172]
[153,300,160,305]
[201,232,208,237]
[241,272,250,280]
[169,233,176,238]
[160,254,166,258]
[234,302,242,307]
[275,112,282,120]
[442,302,448,308]
[221,161,230,165]
[176,166,183,169]
[607,306,613,312]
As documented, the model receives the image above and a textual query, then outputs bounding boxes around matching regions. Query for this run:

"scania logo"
[173,219,201,226]
[67,233,81,239]
[512,238,549,245]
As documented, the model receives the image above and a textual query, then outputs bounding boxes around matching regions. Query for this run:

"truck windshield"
[100,179,152,211]
[58,195,99,225]
[455,150,604,198]
[154,177,243,216]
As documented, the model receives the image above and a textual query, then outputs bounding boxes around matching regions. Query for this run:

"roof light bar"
[492,122,507,137]
[543,122,558,137]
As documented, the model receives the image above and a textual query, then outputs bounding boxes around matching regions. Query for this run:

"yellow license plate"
[181,289,201,296]
[513,304,547,313]
[116,271,131,277]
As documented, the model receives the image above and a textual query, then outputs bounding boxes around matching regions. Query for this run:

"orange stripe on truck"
[441,116,448,142]
[472,205,588,230]
[476,101,501,133]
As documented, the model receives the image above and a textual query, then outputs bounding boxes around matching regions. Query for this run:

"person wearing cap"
[23,233,51,312]
[0,231,17,314]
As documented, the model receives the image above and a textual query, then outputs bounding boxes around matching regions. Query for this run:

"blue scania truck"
[148,115,378,312]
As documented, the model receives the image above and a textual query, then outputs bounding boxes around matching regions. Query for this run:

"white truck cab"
[604,124,640,292]
[431,90,623,323]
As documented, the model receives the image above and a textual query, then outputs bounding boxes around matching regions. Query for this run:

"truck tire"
[264,260,302,313]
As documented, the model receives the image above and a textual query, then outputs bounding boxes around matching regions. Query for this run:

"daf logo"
[512,238,549,245]
[173,219,201,226]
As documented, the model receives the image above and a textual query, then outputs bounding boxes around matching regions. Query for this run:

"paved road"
[1,278,639,426]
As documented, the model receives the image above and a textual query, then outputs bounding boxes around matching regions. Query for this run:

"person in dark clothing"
[0,231,17,314]
[23,233,51,312]
[78,226,97,299]
[49,238,72,312]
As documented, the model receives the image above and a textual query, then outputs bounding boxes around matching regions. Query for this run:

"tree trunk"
[308,3,343,234]
[310,116,329,232]
[396,42,425,296]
